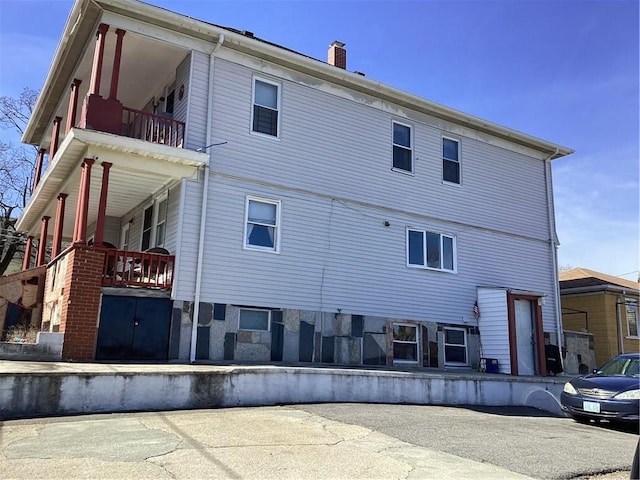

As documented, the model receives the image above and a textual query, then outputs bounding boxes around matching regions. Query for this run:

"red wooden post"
[108,29,126,100]
[73,158,95,244]
[89,24,109,96]
[93,162,112,246]
[22,236,33,270]
[51,193,68,258]
[37,216,51,266]
[32,148,46,190]
[66,79,82,134]
[50,116,62,159]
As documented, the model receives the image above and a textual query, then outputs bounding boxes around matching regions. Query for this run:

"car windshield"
[596,357,640,377]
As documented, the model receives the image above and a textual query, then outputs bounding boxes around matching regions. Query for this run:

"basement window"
[444,327,467,365]
[392,323,418,363]
[239,308,271,331]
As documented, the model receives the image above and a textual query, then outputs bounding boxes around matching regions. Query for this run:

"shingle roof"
[559,267,639,292]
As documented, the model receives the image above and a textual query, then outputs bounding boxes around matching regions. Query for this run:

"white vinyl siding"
[477,287,511,374]
[183,50,209,151]
[210,58,550,241]
[181,175,557,334]
[170,53,559,332]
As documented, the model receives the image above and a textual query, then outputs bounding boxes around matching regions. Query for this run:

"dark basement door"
[95,296,172,361]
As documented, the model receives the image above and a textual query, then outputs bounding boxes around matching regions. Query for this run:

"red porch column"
[22,236,33,270]
[93,162,112,247]
[51,193,68,258]
[32,148,46,190]
[108,29,126,100]
[73,158,95,244]
[89,24,109,96]
[65,79,83,134]
[37,216,51,266]
[50,116,62,159]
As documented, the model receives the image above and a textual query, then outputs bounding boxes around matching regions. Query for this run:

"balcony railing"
[102,249,175,289]
[121,107,185,148]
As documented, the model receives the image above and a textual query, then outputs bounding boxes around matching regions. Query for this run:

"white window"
[140,194,168,251]
[154,196,168,247]
[141,204,153,251]
[392,121,413,173]
[392,323,418,363]
[120,223,130,250]
[252,78,280,137]
[244,197,281,252]
[443,137,461,184]
[626,302,639,337]
[444,327,467,365]
[239,308,271,331]
[407,228,456,272]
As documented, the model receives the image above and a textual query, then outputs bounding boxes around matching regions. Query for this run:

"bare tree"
[0,88,39,275]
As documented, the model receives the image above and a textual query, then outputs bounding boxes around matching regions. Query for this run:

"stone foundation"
[172,301,482,370]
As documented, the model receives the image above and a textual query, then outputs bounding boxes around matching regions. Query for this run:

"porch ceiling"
[17,128,208,237]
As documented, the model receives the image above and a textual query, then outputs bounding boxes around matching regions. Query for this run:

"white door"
[515,299,536,375]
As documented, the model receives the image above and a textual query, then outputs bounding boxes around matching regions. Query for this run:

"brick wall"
[58,245,105,361]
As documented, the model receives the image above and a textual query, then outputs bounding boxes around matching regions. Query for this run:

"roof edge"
[25,0,574,158]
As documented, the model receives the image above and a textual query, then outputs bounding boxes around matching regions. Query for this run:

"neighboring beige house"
[560,267,639,368]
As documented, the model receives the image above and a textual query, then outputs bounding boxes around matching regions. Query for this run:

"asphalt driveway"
[293,403,638,479]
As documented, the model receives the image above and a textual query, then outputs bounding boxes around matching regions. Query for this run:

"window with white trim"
[443,137,461,184]
[244,197,281,252]
[154,196,168,247]
[392,323,418,363]
[239,308,271,331]
[626,301,639,337]
[252,78,280,137]
[141,204,153,251]
[444,327,467,365]
[141,195,168,250]
[407,228,456,272]
[392,121,413,173]
[120,223,130,251]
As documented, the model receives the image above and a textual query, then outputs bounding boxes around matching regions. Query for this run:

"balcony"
[121,107,184,148]
[101,249,174,289]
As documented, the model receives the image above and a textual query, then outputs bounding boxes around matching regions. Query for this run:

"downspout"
[190,33,224,363]
[616,294,626,354]
[544,148,565,369]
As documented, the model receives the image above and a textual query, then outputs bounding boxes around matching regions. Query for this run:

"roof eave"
[26,0,574,159]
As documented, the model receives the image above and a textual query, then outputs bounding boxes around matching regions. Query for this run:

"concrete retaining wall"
[0,364,566,420]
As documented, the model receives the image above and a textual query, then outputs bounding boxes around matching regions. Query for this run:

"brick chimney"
[328,41,346,69]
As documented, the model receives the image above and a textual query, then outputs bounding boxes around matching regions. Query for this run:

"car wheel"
[571,414,591,424]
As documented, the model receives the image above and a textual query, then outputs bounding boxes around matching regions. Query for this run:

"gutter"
[190,33,224,363]
[560,285,640,296]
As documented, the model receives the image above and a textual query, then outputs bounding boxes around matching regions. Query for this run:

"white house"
[13,0,573,374]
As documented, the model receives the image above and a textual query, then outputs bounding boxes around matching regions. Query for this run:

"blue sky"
[1,0,638,280]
